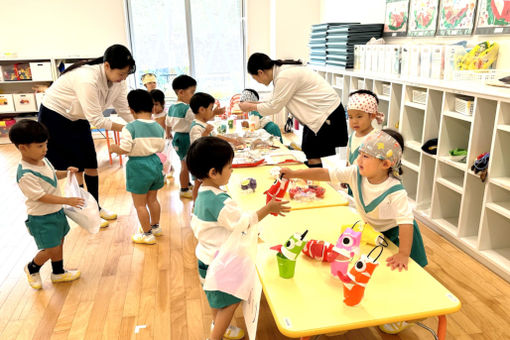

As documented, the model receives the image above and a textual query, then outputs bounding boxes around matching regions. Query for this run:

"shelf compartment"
[402,146,420,167]
[443,110,473,122]
[401,163,418,201]
[489,129,510,181]
[458,174,486,238]
[436,161,465,194]
[485,183,510,220]
[387,83,402,131]
[416,153,436,211]
[437,114,471,162]
[468,98,497,168]
[497,102,510,126]
[405,101,426,110]
[437,156,467,171]
[422,89,443,145]
[431,181,462,232]
[404,85,428,109]
[401,106,425,147]
[479,208,510,256]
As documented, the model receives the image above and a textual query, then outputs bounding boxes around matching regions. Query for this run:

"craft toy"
[302,239,336,262]
[264,174,290,216]
[240,177,257,191]
[329,221,363,283]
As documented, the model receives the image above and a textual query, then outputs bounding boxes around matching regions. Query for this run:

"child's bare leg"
[33,242,62,265]
[131,193,151,233]
[210,303,240,340]
[146,190,160,226]
[192,179,201,201]
[180,160,190,189]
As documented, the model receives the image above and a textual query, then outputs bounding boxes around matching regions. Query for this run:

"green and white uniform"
[16,158,70,249]
[120,119,165,194]
[249,111,283,143]
[345,130,376,195]
[189,119,216,145]
[166,101,193,160]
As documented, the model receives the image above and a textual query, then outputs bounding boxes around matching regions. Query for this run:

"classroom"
[1,0,509,339]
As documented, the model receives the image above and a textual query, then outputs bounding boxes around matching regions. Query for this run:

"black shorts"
[301,103,348,159]
[38,104,98,171]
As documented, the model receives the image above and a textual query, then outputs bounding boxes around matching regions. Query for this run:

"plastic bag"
[203,225,258,301]
[63,172,101,234]
[159,140,172,174]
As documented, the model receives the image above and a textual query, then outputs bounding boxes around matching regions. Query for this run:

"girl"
[240,88,283,143]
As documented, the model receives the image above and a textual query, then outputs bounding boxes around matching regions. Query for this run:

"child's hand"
[66,197,85,209]
[213,106,226,116]
[205,124,214,134]
[232,138,244,146]
[386,252,409,271]
[110,144,121,154]
[279,167,295,179]
[67,166,79,173]
[266,197,291,216]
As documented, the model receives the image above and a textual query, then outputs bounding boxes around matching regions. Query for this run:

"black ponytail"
[247,53,302,75]
[61,44,136,75]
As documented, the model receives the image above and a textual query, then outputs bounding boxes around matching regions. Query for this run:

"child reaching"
[239,89,283,143]
[187,137,290,340]
[10,120,84,289]
[150,89,167,132]
[110,89,165,244]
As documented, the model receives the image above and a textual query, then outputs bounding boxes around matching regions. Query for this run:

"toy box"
[13,93,37,112]
[1,63,32,81]
[29,62,53,81]
[0,94,15,113]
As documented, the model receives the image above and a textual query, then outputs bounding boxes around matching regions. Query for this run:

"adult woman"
[239,53,348,167]
[39,44,136,228]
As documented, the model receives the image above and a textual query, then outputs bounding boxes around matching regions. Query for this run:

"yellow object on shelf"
[456,41,499,71]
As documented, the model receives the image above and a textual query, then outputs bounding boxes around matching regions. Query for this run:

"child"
[150,89,167,132]
[9,120,83,289]
[239,89,283,143]
[189,92,244,201]
[110,89,165,245]
[142,72,157,92]
[166,75,196,199]
[281,129,427,334]
[187,137,290,340]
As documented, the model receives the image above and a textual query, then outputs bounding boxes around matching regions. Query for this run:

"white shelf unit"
[310,65,510,282]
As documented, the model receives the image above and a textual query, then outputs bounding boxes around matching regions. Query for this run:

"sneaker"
[180,190,192,199]
[51,270,81,283]
[24,264,42,290]
[100,218,109,228]
[132,232,156,245]
[100,208,117,220]
[379,321,411,334]
[188,183,194,190]
[151,226,162,237]
[211,323,245,340]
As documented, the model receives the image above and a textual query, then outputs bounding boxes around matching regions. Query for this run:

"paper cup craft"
[271,230,308,279]
[240,177,257,192]
[340,222,385,246]
[264,175,289,216]
[302,239,336,262]
[329,221,363,283]
[228,118,235,129]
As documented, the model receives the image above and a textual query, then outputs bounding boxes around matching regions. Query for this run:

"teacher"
[239,52,348,167]
[38,44,136,228]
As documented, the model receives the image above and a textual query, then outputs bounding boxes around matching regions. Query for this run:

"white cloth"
[42,64,133,130]
[328,165,414,231]
[257,65,341,134]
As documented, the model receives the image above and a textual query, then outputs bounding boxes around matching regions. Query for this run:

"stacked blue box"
[308,23,358,66]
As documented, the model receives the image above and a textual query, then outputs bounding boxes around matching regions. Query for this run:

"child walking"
[110,89,165,245]
[239,88,283,142]
[281,129,427,334]
[10,120,84,289]
[187,136,290,340]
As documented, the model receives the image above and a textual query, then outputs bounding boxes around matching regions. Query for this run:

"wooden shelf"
[401,159,420,173]
[491,177,510,191]
[498,125,510,133]
[433,217,459,235]
[378,94,390,101]
[443,110,473,123]
[486,202,510,220]
[332,84,343,91]
[437,177,464,194]
[461,236,478,250]
[405,101,426,110]
[406,140,422,152]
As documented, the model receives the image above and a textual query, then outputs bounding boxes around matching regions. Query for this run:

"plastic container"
[455,96,475,116]
[276,253,297,279]
[13,93,37,112]
[412,89,427,105]
[29,62,53,81]
[0,94,15,113]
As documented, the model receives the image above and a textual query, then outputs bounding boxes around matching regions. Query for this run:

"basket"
[357,79,365,89]
[455,96,475,116]
[412,89,427,105]
[452,69,510,82]
[382,84,391,96]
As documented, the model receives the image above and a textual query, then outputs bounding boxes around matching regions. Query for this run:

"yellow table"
[256,206,461,339]
[226,164,349,212]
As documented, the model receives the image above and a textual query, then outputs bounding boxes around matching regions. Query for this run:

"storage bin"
[455,96,475,116]
[0,118,16,137]
[412,89,427,105]
[0,94,15,113]
[1,64,32,81]
[382,83,391,96]
[13,93,37,112]
[29,62,53,81]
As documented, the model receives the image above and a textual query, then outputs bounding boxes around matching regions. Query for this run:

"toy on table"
[264,174,290,216]
[228,118,235,129]
[471,152,489,182]
[328,221,363,283]
[217,123,227,134]
[302,239,336,262]
[340,222,385,246]
[342,245,384,306]
[289,184,325,201]
[240,177,257,192]
[271,230,308,279]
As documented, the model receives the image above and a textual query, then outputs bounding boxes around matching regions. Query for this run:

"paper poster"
[437,0,478,35]
[242,275,262,340]
[408,0,440,36]
[384,0,410,36]
[475,0,510,34]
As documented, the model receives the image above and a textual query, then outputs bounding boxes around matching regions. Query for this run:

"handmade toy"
[471,152,489,182]
[217,124,227,134]
[302,239,336,262]
[449,148,467,162]
[264,175,289,216]
[228,118,235,129]
[289,184,325,200]
[272,230,308,278]
[342,245,383,306]
[240,177,257,191]
[329,221,363,283]
[340,222,385,246]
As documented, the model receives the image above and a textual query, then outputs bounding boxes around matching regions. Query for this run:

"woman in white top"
[239,53,348,167]
[38,44,136,227]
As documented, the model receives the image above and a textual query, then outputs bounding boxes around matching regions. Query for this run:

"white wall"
[0,0,129,58]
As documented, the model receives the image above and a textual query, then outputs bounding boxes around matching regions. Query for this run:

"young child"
[239,88,283,143]
[10,120,83,289]
[281,129,427,334]
[187,137,290,340]
[110,89,165,245]
[189,92,244,201]
[166,75,196,199]
[150,89,166,132]
[142,72,157,92]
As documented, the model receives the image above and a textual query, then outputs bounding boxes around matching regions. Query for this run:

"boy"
[142,72,157,92]
[187,137,290,340]
[166,75,196,199]
[239,88,283,142]
[110,89,165,244]
[189,92,243,201]
[150,89,167,132]
[10,120,83,289]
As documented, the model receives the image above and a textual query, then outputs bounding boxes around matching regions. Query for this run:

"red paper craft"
[302,239,336,262]
[264,177,289,215]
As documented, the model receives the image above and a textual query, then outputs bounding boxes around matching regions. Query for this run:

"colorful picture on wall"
[475,0,510,34]
[384,0,410,36]
[408,0,440,36]
[437,0,478,35]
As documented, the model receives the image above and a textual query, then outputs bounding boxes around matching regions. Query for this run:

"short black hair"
[127,89,154,113]
[243,88,259,100]
[349,89,379,104]
[382,129,404,176]
[190,92,215,114]
[172,75,197,92]
[187,137,234,179]
[9,120,48,147]
[150,89,165,105]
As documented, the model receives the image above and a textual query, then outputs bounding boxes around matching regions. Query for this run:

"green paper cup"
[276,252,296,279]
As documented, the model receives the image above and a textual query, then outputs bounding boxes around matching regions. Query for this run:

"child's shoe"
[151,225,162,237]
[51,270,81,283]
[100,208,117,220]
[24,264,42,290]
[100,218,109,228]
[180,189,192,199]
[132,232,156,244]
[211,323,245,340]
[379,321,411,334]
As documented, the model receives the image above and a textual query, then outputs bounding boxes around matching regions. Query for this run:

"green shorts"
[25,209,70,250]
[172,132,190,161]
[383,220,428,267]
[198,260,241,309]
[126,154,164,194]
[263,122,283,143]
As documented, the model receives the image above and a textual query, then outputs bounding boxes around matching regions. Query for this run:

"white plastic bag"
[63,172,101,234]
[203,225,258,301]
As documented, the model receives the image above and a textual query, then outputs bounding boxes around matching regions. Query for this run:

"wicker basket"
[455,96,475,116]
[412,89,427,105]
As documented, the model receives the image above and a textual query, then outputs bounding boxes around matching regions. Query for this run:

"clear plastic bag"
[63,172,101,234]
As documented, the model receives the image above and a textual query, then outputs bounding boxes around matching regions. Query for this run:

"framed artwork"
[384,0,410,36]
[408,0,440,36]
[437,0,478,35]
[475,0,510,34]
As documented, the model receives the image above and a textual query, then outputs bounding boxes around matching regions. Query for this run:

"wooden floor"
[1,139,510,340]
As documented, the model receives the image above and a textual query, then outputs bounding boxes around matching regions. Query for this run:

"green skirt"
[198,260,241,309]
[382,220,428,267]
